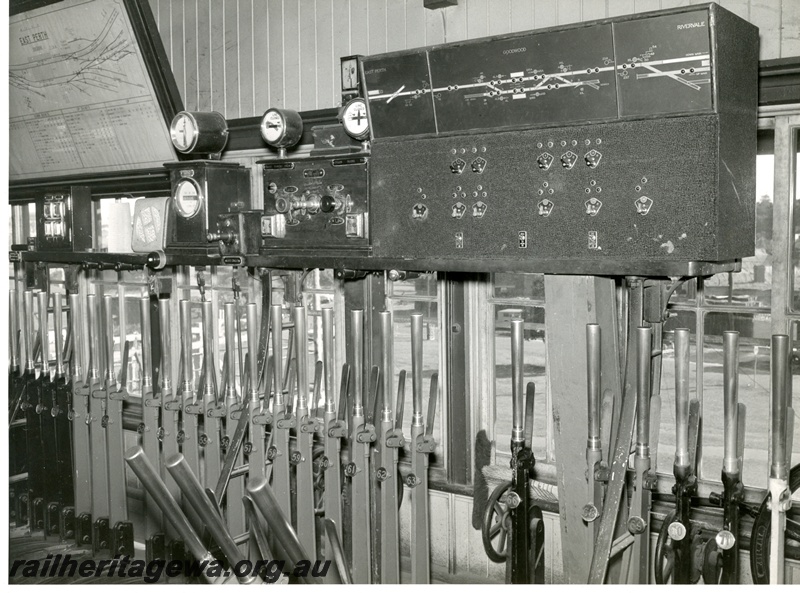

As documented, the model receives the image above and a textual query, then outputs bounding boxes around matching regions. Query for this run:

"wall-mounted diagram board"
[9,0,182,182]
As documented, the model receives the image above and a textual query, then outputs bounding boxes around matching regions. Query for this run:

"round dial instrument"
[173,178,203,218]
[260,108,304,149]
[169,111,228,154]
[341,98,370,140]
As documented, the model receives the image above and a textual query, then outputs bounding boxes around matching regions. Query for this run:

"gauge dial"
[341,98,370,140]
[173,178,203,218]
[170,112,199,153]
[260,108,303,149]
[170,111,228,154]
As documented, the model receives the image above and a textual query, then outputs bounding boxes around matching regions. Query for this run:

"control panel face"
[359,4,757,272]
[260,156,370,252]
[363,9,716,139]
[370,115,753,264]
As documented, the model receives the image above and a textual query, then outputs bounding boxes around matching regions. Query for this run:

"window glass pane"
[390,273,437,298]
[670,278,697,305]
[390,302,443,460]
[658,315,698,475]
[704,152,774,309]
[494,305,546,459]
[793,129,800,309]
[492,272,544,301]
[702,312,770,488]
[96,199,135,252]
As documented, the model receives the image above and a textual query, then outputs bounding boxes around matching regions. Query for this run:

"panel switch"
[585,197,602,216]
[537,152,554,170]
[472,201,487,218]
[471,157,487,174]
[450,158,466,174]
[261,214,286,238]
[584,149,602,168]
[345,213,367,238]
[635,196,653,215]
[451,202,466,219]
[561,151,578,169]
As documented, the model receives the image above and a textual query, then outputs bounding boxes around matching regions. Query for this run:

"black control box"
[363,3,758,274]
[164,160,251,252]
[258,154,370,260]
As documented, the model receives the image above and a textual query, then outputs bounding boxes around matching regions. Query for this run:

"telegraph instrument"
[258,107,371,263]
[164,111,251,254]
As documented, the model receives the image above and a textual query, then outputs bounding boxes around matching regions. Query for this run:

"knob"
[320,195,337,213]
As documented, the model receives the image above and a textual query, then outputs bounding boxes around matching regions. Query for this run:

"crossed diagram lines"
[10,7,140,100]
[367,54,711,103]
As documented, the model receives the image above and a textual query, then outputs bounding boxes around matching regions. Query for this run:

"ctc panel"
[363,3,758,275]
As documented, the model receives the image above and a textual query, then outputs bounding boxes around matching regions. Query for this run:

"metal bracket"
[92,517,110,555]
[112,521,135,557]
[75,512,92,546]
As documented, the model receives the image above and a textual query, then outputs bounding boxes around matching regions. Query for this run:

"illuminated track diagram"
[367,54,710,102]
[10,7,141,99]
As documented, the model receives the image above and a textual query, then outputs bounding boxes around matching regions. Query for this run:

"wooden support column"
[544,275,620,583]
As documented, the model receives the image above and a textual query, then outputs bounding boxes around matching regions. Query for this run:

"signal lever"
[655,328,702,584]
[703,331,746,584]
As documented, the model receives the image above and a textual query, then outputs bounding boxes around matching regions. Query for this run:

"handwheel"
[482,480,513,563]
[750,463,800,584]
[702,538,723,584]
[654,511,678,584]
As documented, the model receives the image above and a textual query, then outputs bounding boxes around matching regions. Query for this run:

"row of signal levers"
[8,279,438,584]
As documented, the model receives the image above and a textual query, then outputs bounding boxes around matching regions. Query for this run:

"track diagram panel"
[9,0,176,180]
[614,10,713,116]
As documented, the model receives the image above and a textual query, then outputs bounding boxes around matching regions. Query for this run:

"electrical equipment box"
[164,160,251,252]
[258,154,371,257]
[362,3,758,275]
[35,186,93,251]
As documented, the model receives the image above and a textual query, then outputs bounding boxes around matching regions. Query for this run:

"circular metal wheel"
[702,538,724,584]
[482,480,513,563]
[750,463,800,584]
[654,510,679,584]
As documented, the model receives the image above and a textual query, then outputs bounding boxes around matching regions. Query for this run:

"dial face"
[173,179,202,218]
[170,112,199,153]
[261,110,286,145]
[341,58,358,91]
[342,98,370,140]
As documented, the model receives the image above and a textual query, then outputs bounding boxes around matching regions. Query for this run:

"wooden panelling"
[150,0,798,118]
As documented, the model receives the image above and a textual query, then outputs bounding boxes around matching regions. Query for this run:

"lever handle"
[39,291,50,368]
[337,364,350,423]
[586,323,601,450]
[524,382,536,449]
[395,370,406,430]
[104,294,115,384]
[636,326,652,456]
[510,318,524,445]
[54,293,64,377]
[140,296,153,390]
[674,328,690,467]
[723,331,740,474]
[426,372,438,437]
[271,304,284,406]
